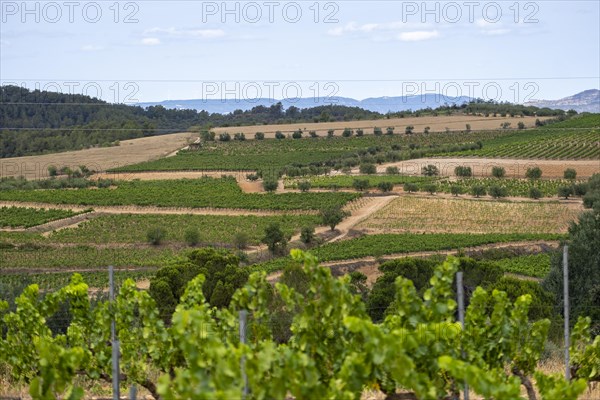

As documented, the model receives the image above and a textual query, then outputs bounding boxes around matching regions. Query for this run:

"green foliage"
[492,166,506,178]
[352,178,370,192]
[320,206,349,231]
[564,168,577,180]
[526,167,543,179]
[403,182,418,193]
[342,128,353,137]
[490,277,555,320]
[275,131,285,139]
[359,163,377,174]
[297,180,311,192]
[0,207,81,228]
[471,185,486,198]
[423,183,437,195]
[422,164,439,176]
[262,179,278,192]
[455,165,473,177]
[183,228,200,246]
[233,231,250,250]
[262,223,288,254]
[489,185,508,198]
[377,181,394,193]
[254,131,265,140]
[557,185,574,199]
[300,226,315,244]
[450,185,464,196]
[218,132,231,142]
[146,227,166,246]
[233,132,246,141]
[529,187,542,199]
[386,166,399,174]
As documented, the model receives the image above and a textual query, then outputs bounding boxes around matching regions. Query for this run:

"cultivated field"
[212,115,541,138]
[355,195,582,234]
[0,132,196,179]
[376,157,600,178]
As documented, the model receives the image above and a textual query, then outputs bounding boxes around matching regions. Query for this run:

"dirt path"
[0,201,316,216]
[267,240,560,285]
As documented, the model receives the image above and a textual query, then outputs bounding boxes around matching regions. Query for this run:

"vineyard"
[356,196,581,234]
[284,174,433,189]
[0,177,359,211]
[1,252,597,399]
[491,253,552,278]
[0,206,81,228]
[47,213,321,245]
[435,177,586,197]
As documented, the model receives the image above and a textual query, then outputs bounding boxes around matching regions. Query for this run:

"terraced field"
[0,206,82,228]
[356,196,581,234]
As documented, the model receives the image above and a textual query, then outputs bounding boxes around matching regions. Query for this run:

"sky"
[1,0,599,105]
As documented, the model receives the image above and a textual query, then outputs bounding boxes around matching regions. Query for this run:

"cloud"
[475,18,510,35]
[397,30,440,41]
[141,37,161,46]
[144,27,225,39]
[81,44,103,51]
[481,28,511,36]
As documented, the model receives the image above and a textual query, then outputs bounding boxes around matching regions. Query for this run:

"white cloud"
[397,30,440,42]
[141,37,161,46]
[144,27,225,39]
[481,28,511,35]
[327,21,435,40]
[81,44,103,51]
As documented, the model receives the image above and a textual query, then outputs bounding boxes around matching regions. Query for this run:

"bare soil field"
[373,157,600,178]
[0,132,196,179]
[212,115,541,138]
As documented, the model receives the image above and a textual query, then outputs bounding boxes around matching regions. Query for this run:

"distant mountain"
[524,89,600,113]
[139,94,474,114]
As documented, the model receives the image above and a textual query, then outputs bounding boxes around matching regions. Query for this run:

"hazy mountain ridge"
[524,89,600,113]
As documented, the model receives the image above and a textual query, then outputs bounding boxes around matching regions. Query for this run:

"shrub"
[352,179,370,192]
[573,183,588,196]
[424,126,430,134]
[454,166,472,177]
[233,232,249,249]
[263,180,278,192]
[309,130,318,138]
[342,128,353,137]
[47,165,58,177]
[234,132,246,141]
[292,130,303,139]
[275,131,285,139]
[386,166,399,174]
[298,180,311,192]
[254,132,265,140]
[529,187,542,199]
[557,186,573,199]
[405,125,414,134]
[373,127,383,136]
[218,133,231,142]
[525,167,542,179]
[564,168,577,180]
[385,127,395,135]
[184,228,200,246]
[300,226,315,244]
[423,184,437,195]
[465,124,471,132]
[489,185,508,199]
[377,181,394,193]
[359,163,377,174]
[356,129,364,136]
[517,121,525,130]
[491,166,506,178]
[471,185,486,198]
[246,173,259,181]
[450,185,464,196]
[327,129,335,137]
[146,227,166,245]
[403,183,418,193]
[422,164,439,176]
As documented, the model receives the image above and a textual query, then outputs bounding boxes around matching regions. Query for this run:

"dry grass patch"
[356,196,581,234]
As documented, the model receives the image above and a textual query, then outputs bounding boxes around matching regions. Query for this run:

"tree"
[471,185,486,198]
[386,166,399,174]
[377,181,394,193]
[320,206,349,230]
[309,130,318,138]
[489,185,508,199]
[262,223,288,254]
[564,168,577,180]
[526,167,542,179]
[450,185,464,196]
[356,129,364,136]
[300,226,315,244]
[517,121,526,130]
[465,123,471,132]
[275,131,285,139]
[529,187,542,200]
[47,165,57,177]
[327,129,335,137]
[385,127,395,135]
[422,164,439,176]
[405,125,414,134]
[424,126,430,134]
[558,186,574,199]
[146,227,166,245]
[544,208,600,328]
[423,184,437,195]
[298,180,311,192]
[342,128,353,137]
[359,163,377,174]
[352,179,370,192]
[492,166,506,178]
[403,183,418,193]
[254,132,265,140]
[218,133,231,142]
[184,228,200,246]
[263,180,278,192]
[454,166,472,177]
[292,130,303,139]
[233,231,249,249]
[373,127,383,136]
[234,132,246,141]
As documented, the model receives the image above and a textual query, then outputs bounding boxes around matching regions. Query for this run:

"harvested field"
[375,157,600,178]
[0,132,196,179]
[212,115,541,138]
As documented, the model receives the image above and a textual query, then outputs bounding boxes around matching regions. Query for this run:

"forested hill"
[0,85,569,158]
